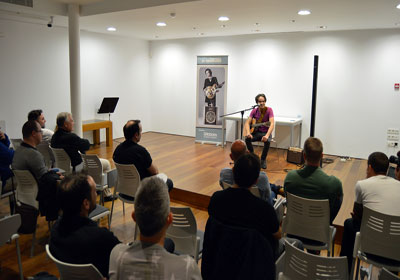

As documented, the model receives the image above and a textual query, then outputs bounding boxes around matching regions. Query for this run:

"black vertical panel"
[310,55,319,137]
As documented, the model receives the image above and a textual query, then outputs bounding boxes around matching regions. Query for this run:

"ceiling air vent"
[0,0,33,8]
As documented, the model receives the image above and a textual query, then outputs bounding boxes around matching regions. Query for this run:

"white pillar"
[68,4,82,136]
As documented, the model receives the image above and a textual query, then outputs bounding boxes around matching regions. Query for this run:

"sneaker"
[261,160,267,169]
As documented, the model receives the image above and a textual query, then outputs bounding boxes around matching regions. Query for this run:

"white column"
[68,4,82,136]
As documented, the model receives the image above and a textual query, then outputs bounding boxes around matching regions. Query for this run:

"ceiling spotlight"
[170,12,176,18]
[221,24,226,28]
[198,32,204,36]
[291,19,296,23]
[156,22,167,27]
[252,29,261,32]
[107,27,116,32]
[396,3,400,9]
[298,10,311,15]
[47,16,53,28]
[318,25,327,29]
[192,27,197,30]
[218,16,229,21]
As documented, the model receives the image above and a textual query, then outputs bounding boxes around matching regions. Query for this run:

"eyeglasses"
[36,130,43,134]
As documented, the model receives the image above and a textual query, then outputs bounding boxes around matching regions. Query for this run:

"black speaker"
[204,106,217,125]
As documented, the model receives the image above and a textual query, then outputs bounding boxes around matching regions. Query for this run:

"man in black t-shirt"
[113,120,173,191]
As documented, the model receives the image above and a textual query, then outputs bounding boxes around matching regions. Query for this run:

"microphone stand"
[220,106,257,140]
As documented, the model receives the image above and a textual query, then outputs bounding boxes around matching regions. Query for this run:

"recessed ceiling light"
[397,4,400,9]
[298,10,311,15]
[107,27,116,32]
[252,29,261,32]
[218,16,229,21]
[221,24,226,28]
[198,32,204,36]
[318,25,327,29]
[156,22,167,27]
[291,19,296,23]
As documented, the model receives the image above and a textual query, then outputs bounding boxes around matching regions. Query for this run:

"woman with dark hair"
[203,68,224,107]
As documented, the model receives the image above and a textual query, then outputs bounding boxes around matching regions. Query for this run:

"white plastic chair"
[282,192,336,256]
[351,207,400,280]
[10,138,22,150]
[278,240,348,280]
[36,142,54,169]
[0,214,24,280]
[50,147,73,174]
[220,181,261,198]
[45,244,104,280]
[82,154,116,205]
[166,206,203,263]
[1,176,17,214]
[89,204,111,229]
[274,197,286,224]
[379,268,400,280]
[12,170,39,257]
[110,163,141,226]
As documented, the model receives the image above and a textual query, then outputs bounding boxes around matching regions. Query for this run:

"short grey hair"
[134,176,170,237]
[56,112,71,128]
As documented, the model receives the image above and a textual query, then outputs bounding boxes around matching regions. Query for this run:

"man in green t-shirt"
[284,137,343,224]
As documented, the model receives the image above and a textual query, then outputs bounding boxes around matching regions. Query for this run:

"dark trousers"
[166,178,174,192]
[340,217,361,273]
[245,131,271,160]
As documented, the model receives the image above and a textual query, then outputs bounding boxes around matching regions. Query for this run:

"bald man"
[219,139,276,203]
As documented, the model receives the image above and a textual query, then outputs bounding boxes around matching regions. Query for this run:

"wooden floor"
[0,132,369,279]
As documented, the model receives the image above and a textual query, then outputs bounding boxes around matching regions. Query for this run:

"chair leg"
[355,258,360,280]
[30,229,36,257]
[15,238,24,280]
[123,201,125,216]
[110,198,115,228]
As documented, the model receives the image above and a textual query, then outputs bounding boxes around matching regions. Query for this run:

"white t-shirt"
[42,128,54,142]
[355,175,400,216]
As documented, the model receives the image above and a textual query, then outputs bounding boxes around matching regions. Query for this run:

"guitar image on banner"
[250,120,271,133]
[204,81,225,100]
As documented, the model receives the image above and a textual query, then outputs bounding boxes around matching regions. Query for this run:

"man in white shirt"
[109,176,201,280]
[28,109,54,142]
[340,152,400,271]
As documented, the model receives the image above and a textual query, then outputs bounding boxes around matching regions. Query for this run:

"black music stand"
[98,97,119,120]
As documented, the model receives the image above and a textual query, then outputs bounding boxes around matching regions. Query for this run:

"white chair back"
[36,142,54,169]
[0,214,24,280]
[114,163,141,197]
[10,138,22,150]
[360,207,400,262]
[274,197,286,224]
[13,170,39,209]
[46,244,104,280]
[221,181,261,198]
[166,206,201,262]
[279,240,348,280]
[50,147,72,173]
[282,192,331,244]
[81,154,105,185]
[379,268,400,280]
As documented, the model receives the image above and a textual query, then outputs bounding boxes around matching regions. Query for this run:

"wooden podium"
[82,119,112,146]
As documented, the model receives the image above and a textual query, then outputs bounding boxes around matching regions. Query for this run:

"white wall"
[149,30,400,159]
[0,19,150,141]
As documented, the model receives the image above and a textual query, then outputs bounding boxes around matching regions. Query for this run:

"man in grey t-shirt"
[109,176,201,280]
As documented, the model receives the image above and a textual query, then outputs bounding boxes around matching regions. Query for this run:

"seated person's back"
[109,176,201,280]
[50,174,120,277]
[284,137,343,223]
[51,112,90,167]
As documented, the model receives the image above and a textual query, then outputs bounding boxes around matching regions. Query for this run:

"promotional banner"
[195,56,228,144]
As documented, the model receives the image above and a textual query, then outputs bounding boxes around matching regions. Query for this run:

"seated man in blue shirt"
[219,139,282,204]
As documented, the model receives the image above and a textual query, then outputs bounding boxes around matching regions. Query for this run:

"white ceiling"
[1,0,400,40]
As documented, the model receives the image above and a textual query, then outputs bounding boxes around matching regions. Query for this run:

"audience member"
[220,139,284,204]
[340,152,400,271]
[284,137,343,224]
[28,109,54,142]
[51,112,111,172]
[210,153,301,260]
[0,127,14,191]
[50,174,120,278]
[109,176,201,280]
[12,121,63,220]
[113,120,173,191]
